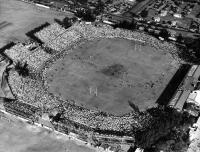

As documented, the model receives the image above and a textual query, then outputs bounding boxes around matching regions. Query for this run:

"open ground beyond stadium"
[44,38,180,115]
[0,0,72,48]
[0,113,95,152]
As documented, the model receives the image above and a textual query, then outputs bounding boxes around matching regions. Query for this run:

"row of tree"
[133,106,185,149]
[176,37,200,64]
[74,0,105,22]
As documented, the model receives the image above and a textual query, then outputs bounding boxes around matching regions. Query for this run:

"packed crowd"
[35,23,82,53]
[35,22,178,57]
[47,30,82,52]
[5,21,177,143]
[8,69,148,135]
[35,23,66,44]
[5,43,33,62]
[8,70,60,109]
[72,22,178,55]
[3,98,40,120]
[4,43,51,71]
[25,48,51,70]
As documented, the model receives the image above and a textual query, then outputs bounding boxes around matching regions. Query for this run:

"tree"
[43,46,54,54]
[94,0,105,15]
[140,10,148,18]
[167,20,172,25]
[14,61,29,77]
[187,38,200,62]
[177,34,183,43]
[113,20,136,30]
[55,17,77,29]
[75,8,95,22]
[177,38,200,63]
[62,17,72,28]
[159,29,170,39]
[134,106,183,149]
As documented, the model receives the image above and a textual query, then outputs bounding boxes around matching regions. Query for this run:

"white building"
[186,90,200,116]
[103,20,115,25]
[160,10,168,16]
[171,21,177,27]
[135,148,144,152]
[159,37,165,41]
[187,90,200,107]
[169,37,177,41]
[154,17,160,22]
[174,13,182,18]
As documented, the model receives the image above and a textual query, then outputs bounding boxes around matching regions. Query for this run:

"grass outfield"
[45,38,180,115]
[0,0,73,48]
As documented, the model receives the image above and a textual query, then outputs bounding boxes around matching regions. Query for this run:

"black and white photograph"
[0,0,200,151]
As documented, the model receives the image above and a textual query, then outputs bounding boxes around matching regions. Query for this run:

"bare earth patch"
[45,38,180,115]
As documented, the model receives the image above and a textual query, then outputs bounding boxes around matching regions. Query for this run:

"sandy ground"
[45,38,179,115]
[0,114,95,152]
[0,0,73,48]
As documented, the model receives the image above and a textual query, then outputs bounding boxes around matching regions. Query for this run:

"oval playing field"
[45,38,179,115]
